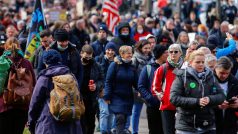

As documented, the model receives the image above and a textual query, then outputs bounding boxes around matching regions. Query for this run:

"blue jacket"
[103,60,138,115]
[91,40,109,57]
[216,39,236,59]
[138,59,161,107]
[28,65,83,134]
[95,55,113,75]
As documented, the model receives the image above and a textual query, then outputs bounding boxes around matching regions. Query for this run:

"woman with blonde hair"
[170,50,225,134]
[104,45,138,134]
[0,37,36,134]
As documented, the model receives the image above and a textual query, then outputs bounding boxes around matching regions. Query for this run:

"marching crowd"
[0,0,238,134]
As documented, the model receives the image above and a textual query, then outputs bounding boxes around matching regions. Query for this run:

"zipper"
[200,80,205,98]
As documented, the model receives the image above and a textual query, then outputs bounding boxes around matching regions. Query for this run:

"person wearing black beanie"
[137,44,168,134]
[47,28,83,87]
[153,45,168,60]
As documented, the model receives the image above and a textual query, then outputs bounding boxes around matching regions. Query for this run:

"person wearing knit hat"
[207,33,236,59]
[95,42,116,134]
[137,44,168,134]
[48,28,83,87]
[153,45,168,60]
[146,34,156,50]
[105,42,116,52]
[91,24,109,57]
[43,49,62,66]
[54,28,69,42]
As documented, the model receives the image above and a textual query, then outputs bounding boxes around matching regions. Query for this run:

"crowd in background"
[0,0,238,134]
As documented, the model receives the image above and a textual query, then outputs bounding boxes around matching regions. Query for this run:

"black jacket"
[50,42,83,87]
[215,74,238,134]
[170,67,225,132]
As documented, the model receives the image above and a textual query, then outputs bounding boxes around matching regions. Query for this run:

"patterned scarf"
[167,56,183,68]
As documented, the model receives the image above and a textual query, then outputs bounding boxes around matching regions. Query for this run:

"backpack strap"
[146,65,151,78]
[134,57,139,69]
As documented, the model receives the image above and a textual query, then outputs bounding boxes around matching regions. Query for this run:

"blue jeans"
[98,98,114,133]
[131,101,143,133]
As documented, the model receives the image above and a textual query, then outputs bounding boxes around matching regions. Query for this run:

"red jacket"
[134,31,151,42]
[151,62,176,110]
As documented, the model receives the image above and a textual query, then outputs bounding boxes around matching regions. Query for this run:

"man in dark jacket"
[214,56,238,134]
[50,29,83,87]
[80,45,104,134]
[91,24,109,57]
[110,22,136,55]
[209,21,229,48]
[138,45,168,134]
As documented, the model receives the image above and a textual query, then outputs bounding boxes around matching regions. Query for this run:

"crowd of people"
[0,0,238,134]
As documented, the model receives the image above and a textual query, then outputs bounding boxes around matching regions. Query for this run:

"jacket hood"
[38,65,71,78]
[117,22,131,35]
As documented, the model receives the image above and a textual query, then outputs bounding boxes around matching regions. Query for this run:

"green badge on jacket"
[189,82,196,89]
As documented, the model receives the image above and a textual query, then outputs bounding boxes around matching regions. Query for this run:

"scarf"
[167,56,183,68]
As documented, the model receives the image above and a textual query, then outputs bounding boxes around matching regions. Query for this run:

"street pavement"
[95,104,149,134]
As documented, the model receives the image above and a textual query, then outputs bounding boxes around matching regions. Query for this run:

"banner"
[25,0,47,61]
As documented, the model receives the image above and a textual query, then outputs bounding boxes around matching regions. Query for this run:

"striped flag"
[25,0,47,61]
[102,0,120,34]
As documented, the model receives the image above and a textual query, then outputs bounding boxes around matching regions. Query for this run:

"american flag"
[102,0,120,34]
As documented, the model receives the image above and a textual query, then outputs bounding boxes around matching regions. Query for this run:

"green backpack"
[0,51,12,94]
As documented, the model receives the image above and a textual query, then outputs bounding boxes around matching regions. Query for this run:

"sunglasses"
[169,51,179,54]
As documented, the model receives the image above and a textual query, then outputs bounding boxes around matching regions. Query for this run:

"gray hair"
[197,47,211,55]
[188,40,199,48]
[221,21,229,27]
[205,54,217,65]
[168,43,183,54]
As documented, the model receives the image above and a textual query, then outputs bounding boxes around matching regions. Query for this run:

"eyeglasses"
[169,51,179,54]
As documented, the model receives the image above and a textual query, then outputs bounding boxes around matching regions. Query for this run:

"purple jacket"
[28,65,83,134]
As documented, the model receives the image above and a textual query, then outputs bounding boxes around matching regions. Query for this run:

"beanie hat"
[54,29,69,41]
[153,45,167,59]
[98,24,108,33]
[207,34,219,46]
[206,43,217,52]
[157,34,173,45]
[105,42,116,52]
[43,49,62,66]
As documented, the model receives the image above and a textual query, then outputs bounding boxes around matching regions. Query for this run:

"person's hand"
[226,32,233,40]
[104,100,111,104]
[88,83,96,91]
[229,96,238,109]
[199,97,210,107]
[218,100,229,109]
[137,92,141,97]
[156,92,164,100]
